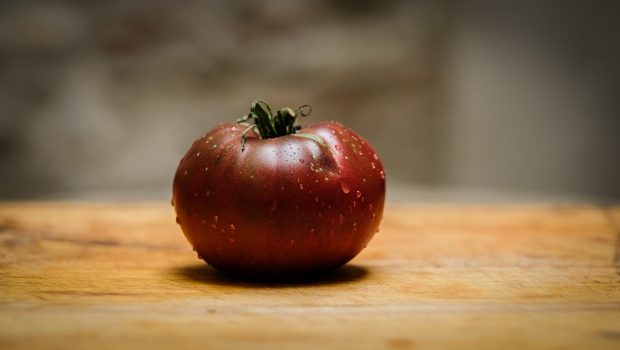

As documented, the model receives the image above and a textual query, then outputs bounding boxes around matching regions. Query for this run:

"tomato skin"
[173,121,385,275]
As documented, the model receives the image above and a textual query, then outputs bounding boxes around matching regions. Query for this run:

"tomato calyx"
[237,99,312,151]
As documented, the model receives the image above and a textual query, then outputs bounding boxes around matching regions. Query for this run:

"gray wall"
[0,0,618,202]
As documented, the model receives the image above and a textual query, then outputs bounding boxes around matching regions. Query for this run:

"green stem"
[238,99,311,142]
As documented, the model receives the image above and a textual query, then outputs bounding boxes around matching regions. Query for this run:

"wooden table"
[1,202,619,349]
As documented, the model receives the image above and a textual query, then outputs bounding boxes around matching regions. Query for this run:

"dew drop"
[335,144,342,151]
[229,224,235,231]
[229,238,235,243]
[196,152,201,157]
[356,190,362,198]
[205,190,211,196]
[205,167,209,172]
[380,170,385,179]
[310,228,315,233]
[213,216,219,224]
[369,203,374,210]
[339,214,346,224]
[315,196,319,202]
[340,181,350,194]
[299,184,304,190]
[290,239,295,244]
[183,170,188,176]
[372,212,377,220]
[373,153,379,160]
[371,162,376,169]
[210,224,217,228]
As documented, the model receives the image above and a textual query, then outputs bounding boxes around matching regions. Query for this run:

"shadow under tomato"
[170,263,370,287]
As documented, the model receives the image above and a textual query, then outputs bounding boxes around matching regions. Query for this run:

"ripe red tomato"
[172,100,385,276]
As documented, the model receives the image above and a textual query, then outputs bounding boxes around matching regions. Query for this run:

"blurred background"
[0,0,619,202]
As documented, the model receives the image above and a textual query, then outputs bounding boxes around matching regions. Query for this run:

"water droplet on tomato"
[380,170,385,179]
[196,152,201,157]
[335,144,342,151]
[371,162,376,169]
[339,214,346,224]
[356,190,362,198]
[340,181,350,194]
[229,224,235,231]
[373,153,379,160]
[229,238,235,243]
[315,196,319,202]
[205,190,210,196]
[290,239,295,244]
[213,216,219,224]
[372,212,376,220]
[299,184,304,190]
[205,167,209,172]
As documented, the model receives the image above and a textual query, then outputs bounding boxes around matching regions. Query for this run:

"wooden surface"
[1,202,619,349]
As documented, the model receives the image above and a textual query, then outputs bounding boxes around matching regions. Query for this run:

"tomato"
[172,100,385,275]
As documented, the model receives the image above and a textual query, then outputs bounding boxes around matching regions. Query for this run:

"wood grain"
[1,202,619,349]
